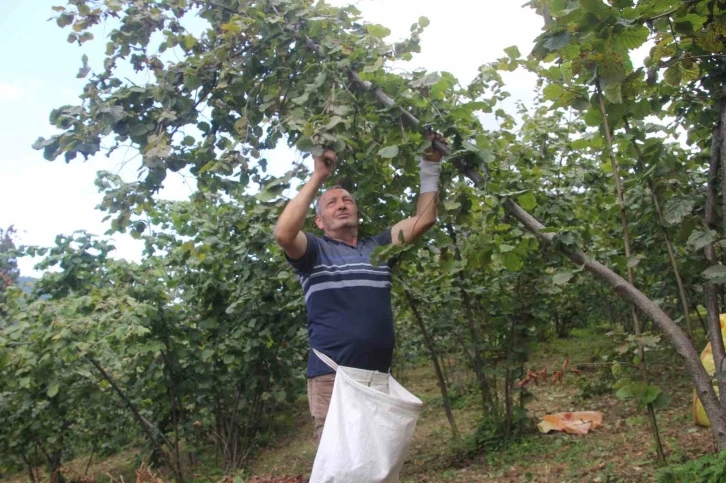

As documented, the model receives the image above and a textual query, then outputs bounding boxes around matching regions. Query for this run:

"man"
[273,132,445,440]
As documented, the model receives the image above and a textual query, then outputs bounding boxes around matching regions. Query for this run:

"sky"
[0,0,543,277]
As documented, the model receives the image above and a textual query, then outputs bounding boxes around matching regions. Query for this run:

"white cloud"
[0,82,25,102]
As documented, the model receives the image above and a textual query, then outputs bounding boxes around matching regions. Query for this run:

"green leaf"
[713,14,726,35]
[201,349,214,361]
[333,105,353,116]
[366,24,391,39]
[646,0,679,13]
[580,0,612,18]
[615,384,634,400]
[702,265,726,283]
[550,0,570,13]
[687,230,716,251]
[378,145,399,158]
[583,107,603,126]
[56,13,74,28]
[599,56,626,84]
[296,137,314,152]
[183,74,202,91]
[517,192,537,211]
[292,92,309,105]
[675,14,707,33]
[129,123,150,137]
[560,44,581,60]
[642,385,661,405]
[47,383,60,398]
[543,30,571,51]
[416,72,442,87]
[651,391,670,410]
[444,200,461,211]
[221,21,243,34]
[662,198,694,225]
[679,60,700,83]
[504,253,523,272]
[553,271,574,285]
[632,334,661,349]
[313,72,328,88]
[613,26,649,50]
[504,45,521,59]
[183,35,197,50]
[324,116,344,131]
[543,84,566,102]
[664,64,681,86]
[418,16,430,28]
[604,84,623,104]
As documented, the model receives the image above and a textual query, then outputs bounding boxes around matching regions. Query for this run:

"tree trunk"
[720,82,726,235]
[85,356,184,482]
[84,444,96,476]
[696,307,708,334]
[624,118,693,338]
[440,353,451,388]
[48,451,64,483]
[404,290,460,441]
[21,453,37,483]
[446,225,498,415]
[504,315,517,438]
[596,86,666,464]
[653,192,694,339]
[706,116,726,408]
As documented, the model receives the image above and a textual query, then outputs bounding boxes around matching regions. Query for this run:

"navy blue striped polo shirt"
[287,230,395,378]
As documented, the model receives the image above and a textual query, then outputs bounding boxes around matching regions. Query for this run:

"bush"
[656,451,726,483]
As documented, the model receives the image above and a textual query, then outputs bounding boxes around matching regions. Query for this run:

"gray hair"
[314,185,354,215]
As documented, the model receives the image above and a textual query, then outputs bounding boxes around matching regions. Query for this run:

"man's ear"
[314,215,324,230]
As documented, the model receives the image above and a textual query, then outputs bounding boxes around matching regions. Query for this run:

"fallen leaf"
[537,411,604,435]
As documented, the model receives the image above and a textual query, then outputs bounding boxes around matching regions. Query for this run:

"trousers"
[307,367,389,440]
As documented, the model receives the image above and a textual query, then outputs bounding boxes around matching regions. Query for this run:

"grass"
[3,447,140,483]
[246,325,717,483]
[4,324,717,482]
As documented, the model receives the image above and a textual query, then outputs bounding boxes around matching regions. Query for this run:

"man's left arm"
[390,132,446,246]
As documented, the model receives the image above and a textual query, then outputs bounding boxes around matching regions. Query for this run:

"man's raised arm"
[273,149,337,260]
[391,131,446,246]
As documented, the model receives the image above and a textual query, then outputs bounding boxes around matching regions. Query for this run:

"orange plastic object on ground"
[693,314,726,427]
[537,411,604,435]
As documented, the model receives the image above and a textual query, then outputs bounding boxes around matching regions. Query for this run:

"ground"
[4,326,717,482]
[247,326,716,483]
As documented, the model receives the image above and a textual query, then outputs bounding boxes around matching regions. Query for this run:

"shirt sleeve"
[285,232,319,274]
[371,228,393,247]
[371,228,399,268]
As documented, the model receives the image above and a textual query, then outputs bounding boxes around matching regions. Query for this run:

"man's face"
[315,188,358,233]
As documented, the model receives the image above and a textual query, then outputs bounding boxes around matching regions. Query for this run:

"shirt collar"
[323,235,359,249]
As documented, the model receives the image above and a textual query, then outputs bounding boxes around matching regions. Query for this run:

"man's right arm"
[273,149,337,260]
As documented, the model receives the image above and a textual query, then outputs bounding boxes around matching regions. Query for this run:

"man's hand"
[313,148,337,181]
[423,130,447,163]
[274,148,336,261]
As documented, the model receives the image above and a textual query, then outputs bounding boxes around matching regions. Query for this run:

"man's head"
[314,186,359,235]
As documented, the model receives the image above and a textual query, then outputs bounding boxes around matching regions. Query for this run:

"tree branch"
[294,20,726,451]
[85,356,179,476]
